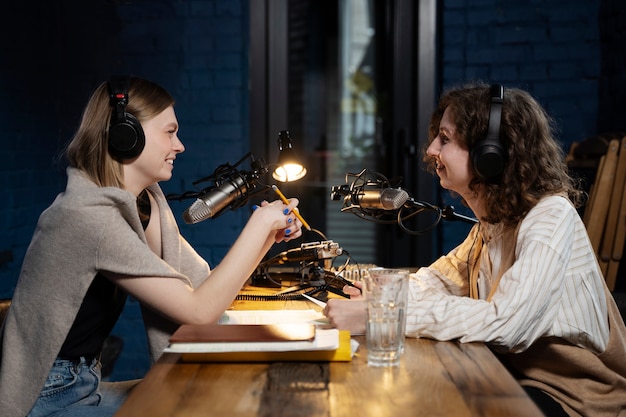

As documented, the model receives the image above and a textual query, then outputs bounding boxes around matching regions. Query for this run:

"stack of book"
[164,310,356,362]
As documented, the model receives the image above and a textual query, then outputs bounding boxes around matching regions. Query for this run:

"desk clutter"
[248,239,377,293]
[164,310,358,362]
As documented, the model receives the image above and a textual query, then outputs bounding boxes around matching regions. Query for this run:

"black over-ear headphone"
[108,76,145,160]
[470,84,506,180]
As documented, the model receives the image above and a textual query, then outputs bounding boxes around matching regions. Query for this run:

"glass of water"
[364,268,409,367]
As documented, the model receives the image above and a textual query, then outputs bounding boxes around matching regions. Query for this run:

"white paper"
[218,309,328,325]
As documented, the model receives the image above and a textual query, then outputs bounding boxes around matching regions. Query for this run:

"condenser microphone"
[350,188,410,210]
[183,173,251,224]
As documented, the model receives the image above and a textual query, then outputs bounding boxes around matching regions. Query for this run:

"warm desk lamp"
[272,130,307,182]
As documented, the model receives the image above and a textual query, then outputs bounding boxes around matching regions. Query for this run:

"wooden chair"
[573,135,626,290]
[0,299,11,326]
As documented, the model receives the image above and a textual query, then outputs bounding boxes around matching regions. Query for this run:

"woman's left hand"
[255,199,303,243]
[274,214,302,243]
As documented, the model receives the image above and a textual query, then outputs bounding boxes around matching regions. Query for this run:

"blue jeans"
[28,357,140,417]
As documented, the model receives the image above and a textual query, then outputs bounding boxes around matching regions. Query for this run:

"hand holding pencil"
[271,185,312,231]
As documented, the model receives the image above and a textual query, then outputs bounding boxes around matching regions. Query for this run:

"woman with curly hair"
[324,82,626,417]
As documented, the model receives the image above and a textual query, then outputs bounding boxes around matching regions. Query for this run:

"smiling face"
[123,106,184,195]
[426,106,475,198]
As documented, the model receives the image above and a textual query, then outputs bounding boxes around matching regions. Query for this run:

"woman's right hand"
[342,281,363,298]
[323,285,367,335]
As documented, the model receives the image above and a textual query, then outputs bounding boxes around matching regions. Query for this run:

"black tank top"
[58,190,151,359]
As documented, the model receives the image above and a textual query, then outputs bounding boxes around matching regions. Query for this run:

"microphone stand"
[396,199,477,235]
[404,198,477,224]
[441,205,478,224]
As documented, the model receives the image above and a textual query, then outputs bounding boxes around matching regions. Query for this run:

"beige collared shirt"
[405,195,609,354]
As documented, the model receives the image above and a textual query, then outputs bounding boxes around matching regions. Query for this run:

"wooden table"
[114,287,545,417]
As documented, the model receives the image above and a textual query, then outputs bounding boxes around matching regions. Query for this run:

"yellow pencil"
[271,185,312,231]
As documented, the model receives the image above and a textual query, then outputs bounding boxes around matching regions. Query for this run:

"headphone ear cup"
[108,112,145,160]
[471,138,506,180]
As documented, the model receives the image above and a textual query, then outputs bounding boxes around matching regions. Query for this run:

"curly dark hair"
[425,82,584,227]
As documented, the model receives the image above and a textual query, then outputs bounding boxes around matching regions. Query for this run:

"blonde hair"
[65,77,174,188]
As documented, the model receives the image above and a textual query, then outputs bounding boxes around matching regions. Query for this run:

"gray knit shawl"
[0,167,209,417]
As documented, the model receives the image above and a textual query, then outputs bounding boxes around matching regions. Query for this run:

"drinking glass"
[364,268,409,367]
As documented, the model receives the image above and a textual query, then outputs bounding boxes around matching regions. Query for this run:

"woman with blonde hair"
[0,76,303,417]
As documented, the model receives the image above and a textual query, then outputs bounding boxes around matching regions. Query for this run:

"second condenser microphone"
[350,188,410,210]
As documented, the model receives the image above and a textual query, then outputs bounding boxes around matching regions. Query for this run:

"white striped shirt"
[405,195,609,354]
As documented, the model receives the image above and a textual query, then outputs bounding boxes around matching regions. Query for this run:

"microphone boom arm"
[404,199,477,225]
[441,205,478,224]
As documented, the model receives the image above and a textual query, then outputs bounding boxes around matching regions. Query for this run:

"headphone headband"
[110,77,129,122]
[470,83,506,180]
[486,84,503,142]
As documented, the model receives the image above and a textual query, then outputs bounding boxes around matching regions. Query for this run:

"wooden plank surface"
[114,287,545,417]
[329,338,473,417]
[115,339,544,417]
